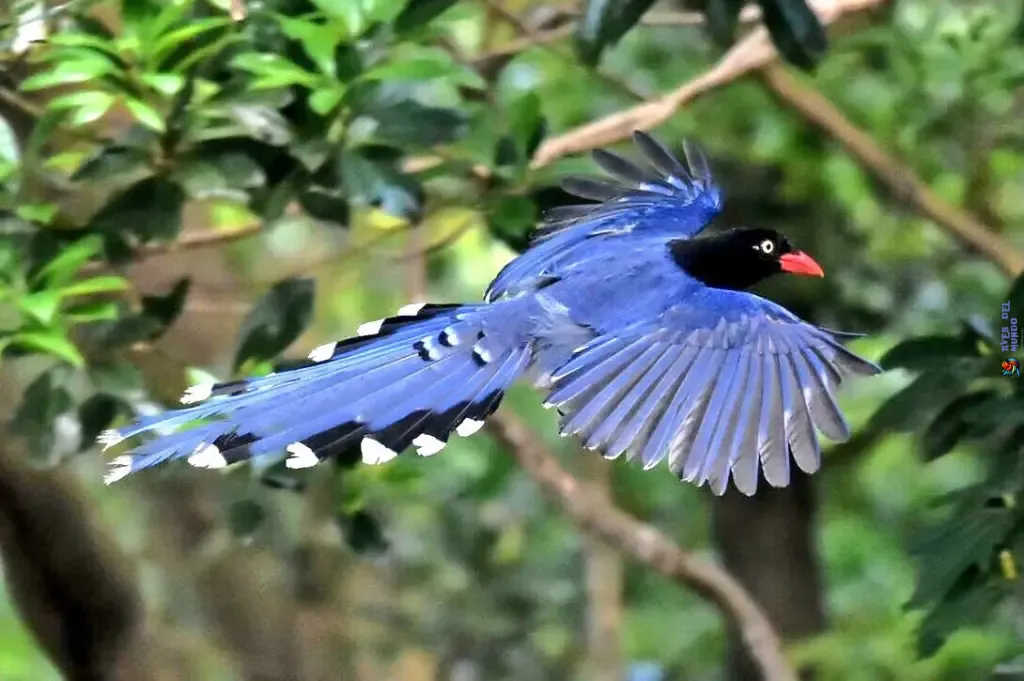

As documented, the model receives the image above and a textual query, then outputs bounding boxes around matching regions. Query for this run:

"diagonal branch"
[760,64,1024,276]
[486,411,798,681]
[530,0,887,168]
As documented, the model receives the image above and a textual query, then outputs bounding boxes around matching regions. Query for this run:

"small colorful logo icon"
[1003,358,1020,377]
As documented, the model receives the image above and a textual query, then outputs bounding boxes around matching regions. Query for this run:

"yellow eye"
[759,239,775,254]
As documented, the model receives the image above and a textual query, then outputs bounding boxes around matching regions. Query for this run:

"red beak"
[779,251,825,278]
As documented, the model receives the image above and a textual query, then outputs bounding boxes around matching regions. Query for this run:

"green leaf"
[916,578,1006,657]
[361,50,460,82]
[365,97,466,148]
[299,186,350,225]
[172,151,266,199]
[150,18,232,67]
[124,98,166,132]
[879,335,979,371]
[34,236,104,287]
[15,202,59,225]
[49,32,121,57]
[233,277,316,371]
[228,499,266,537]
[12,330,85,367]
[17,290,62,325]
[757,0,828,71]
[123,0,169,40]
[508,91,547,162]
[393,0,458,33]
[575,0,658,66]
[21,56,118,90]
[59,275,129,298]
[139,73,186,97]
[1007,269,1024,320]
[340,148,424,220]
[866,359,983,433]
[50,91,116,125]
[232,52,321,89]
[72,146,152,183]
[340,509,388,554]
[309,86,347,115]
[311,0,365,36]
[364,0,409,25]
[77,393,122,451]
[65,301,120,323]
[91,177,186,247]
[275,15,342,77]
[11,369,74,457]
[921,391,1000,461]
[908,505,1015,610]
[223,104,295,147]
[706,0,746,45]
[489,195,537,252]
[100,278,190,346]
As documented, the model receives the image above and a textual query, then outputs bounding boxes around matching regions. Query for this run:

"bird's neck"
[668,233,765,291]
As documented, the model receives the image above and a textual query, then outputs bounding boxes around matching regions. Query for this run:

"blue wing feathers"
[102,131,880,497]
[486,132,723,301]
[103,302,535,481]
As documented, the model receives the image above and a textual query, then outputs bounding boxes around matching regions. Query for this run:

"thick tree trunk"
[711,471,826,681]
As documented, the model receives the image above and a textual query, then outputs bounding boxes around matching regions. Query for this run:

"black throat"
[668,233,774,291]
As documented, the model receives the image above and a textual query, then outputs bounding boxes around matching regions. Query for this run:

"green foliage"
[1,0,1023,678]
[757,0,829,70]
[873,270,1024,655]
[576,0,826,69]
[233,276,314,370]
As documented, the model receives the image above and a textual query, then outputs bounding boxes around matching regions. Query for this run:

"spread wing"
[542,290,880,496]
[485,131,723,301]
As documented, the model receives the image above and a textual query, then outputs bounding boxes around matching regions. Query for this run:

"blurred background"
[1,0,1024,679]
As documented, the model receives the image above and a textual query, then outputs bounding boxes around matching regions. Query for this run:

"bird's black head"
[669,227,825,291]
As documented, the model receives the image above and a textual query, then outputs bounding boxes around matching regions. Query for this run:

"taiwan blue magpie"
[100,131,880,495]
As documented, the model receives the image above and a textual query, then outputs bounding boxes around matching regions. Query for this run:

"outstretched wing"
[485,131,723,301]
[542,290,880,496]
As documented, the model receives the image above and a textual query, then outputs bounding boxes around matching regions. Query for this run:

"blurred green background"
[1,0,1023,680]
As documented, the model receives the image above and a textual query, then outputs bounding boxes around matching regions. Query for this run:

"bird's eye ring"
[759,239,775,254]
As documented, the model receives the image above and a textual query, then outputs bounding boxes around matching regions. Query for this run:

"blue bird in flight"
[101,132,880,495]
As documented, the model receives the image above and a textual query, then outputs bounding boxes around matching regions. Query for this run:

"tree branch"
[760,64,1024,276]
[83,223,264,274]
[530,0,886,168]
[486,411,798,681]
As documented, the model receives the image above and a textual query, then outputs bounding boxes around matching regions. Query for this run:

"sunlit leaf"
[275,14,342,77]
[12,330,85,367]
[59,275,129,298]
[21,57,118,90]
[124,98,166,132]
[17,290,62,325]
[34,236,103,287]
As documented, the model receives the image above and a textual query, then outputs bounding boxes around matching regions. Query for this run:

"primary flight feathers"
[100,131,880,495]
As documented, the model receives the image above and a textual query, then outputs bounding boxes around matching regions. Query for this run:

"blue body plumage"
[101,132,880,495]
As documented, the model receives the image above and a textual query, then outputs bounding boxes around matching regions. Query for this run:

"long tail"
[101,302,533,483]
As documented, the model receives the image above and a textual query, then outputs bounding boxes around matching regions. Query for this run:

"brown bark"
[0,443,142,681]
[711,472,827,681]
[580,455,624,681]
